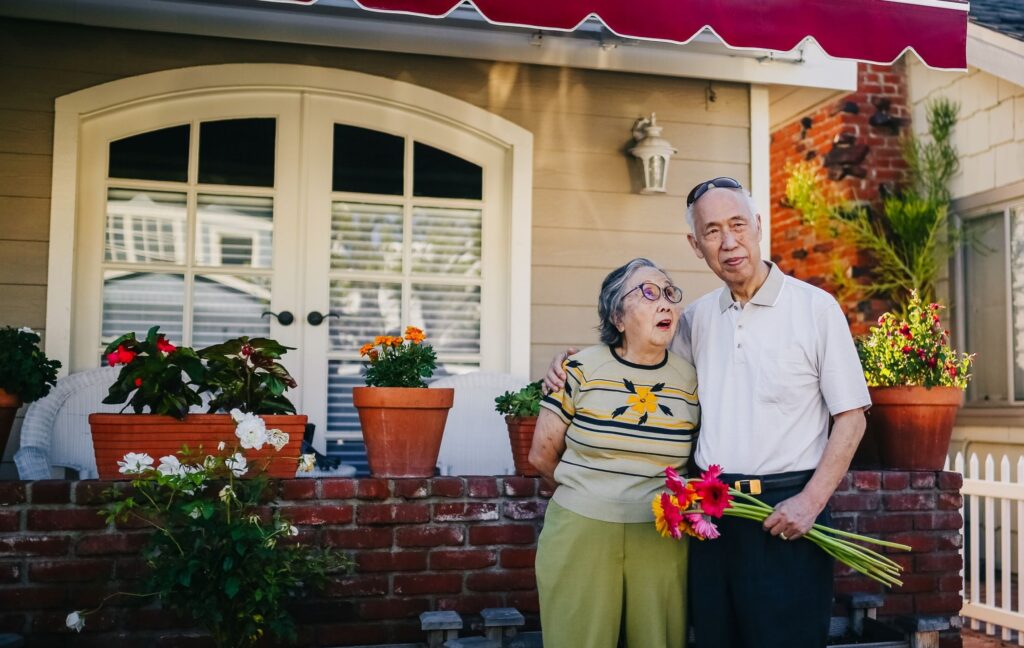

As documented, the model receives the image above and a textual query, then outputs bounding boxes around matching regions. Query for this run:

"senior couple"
[529,178,871,648]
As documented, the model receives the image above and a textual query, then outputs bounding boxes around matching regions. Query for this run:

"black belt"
[696,468,815,495]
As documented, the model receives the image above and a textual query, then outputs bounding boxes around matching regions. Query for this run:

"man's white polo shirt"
[671,262,870,476]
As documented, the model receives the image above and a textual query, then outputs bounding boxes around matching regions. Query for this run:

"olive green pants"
[536,500,688,648]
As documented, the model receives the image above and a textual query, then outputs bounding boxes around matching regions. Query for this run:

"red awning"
[261,0,968,70]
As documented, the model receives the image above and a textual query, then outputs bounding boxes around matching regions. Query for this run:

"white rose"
[219,485,234,502]
[298,454,316,473]
[289,525,299,537]
[217,441,226,451]
[117,452,154,475]
[233,412,268,450]
[268,429,289,452]
[65,610,85,632]
[189,507,201,519]
[156,455,184,477]
[18,326,35,335]
[225,452,248,478]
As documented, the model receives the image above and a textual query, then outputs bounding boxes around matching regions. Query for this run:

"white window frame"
[47,64,534,389]
[954,194,1024,409]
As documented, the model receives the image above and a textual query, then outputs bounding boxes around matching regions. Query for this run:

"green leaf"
[225,576,240,599]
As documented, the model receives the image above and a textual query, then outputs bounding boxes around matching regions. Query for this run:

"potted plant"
[66,432,347,646]
[494,381,543,477]
[0,326,61,455]
[856,292,973,470]
[352,327,454,477]
[89,327,306,479]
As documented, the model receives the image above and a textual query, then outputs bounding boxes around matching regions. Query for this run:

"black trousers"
[687,482,834,648]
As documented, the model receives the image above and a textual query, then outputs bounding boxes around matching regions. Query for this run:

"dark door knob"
[307,311,340,326]
[261,310,294,326]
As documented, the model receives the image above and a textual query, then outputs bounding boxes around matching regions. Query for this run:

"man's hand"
[541,347,579,394]
[762,490,824,541]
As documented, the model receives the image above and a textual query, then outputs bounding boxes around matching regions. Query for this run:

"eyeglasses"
[624,282,683,304]
[686,176,743,207]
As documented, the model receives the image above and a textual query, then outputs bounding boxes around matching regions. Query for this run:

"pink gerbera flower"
[701,464,724,481]
[685,513,721,540]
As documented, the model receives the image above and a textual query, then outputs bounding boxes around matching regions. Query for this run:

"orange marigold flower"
[359,343,374,357]
[404,326,426,343]
[374,336,386,346]
[388,336,404,347]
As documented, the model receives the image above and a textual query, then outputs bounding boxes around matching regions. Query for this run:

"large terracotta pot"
[0,388,23,462]
[352,387,454,478]
[866,386,963,471]
[89,413,307,480]
[506,415,539,477]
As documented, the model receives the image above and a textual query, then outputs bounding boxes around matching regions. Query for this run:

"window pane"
[192,274,271,349]
[328,280,403,352]
[410,283,480,354]
[102,271,185,344]
[964,213,1008,403]
[109,124,189,183]
[1012,207,1024,400]
[196,194,274,268]
[198,118,276,187]
[411,207,481,277]
[330,202,403,272]
[327,360,363,438]
[333,125,404,195]
[105,189,187,264]
[413,142,482,199]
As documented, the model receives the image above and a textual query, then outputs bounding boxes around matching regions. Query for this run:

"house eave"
[967,22,1024,88]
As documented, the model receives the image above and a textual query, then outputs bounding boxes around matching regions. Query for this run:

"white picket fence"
[952,451,1024,642]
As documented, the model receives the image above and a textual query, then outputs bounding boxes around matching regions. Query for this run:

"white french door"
[72,84,513,467]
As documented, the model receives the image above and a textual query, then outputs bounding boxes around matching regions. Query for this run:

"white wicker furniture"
[14,367,122,480]
[429,372,528,476]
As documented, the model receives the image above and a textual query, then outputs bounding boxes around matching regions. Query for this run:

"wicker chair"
[429,372,528,476]
[14,367,122,480]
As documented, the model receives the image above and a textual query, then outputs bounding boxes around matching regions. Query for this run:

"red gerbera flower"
[155,336,176,353]
[106,344,136,367]
[701,464,724,482]
[695,479,733,518]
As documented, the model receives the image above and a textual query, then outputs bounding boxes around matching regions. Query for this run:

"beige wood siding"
[0,17,748,382]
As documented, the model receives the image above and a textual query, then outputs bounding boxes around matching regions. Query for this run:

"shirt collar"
[718,262,785,313]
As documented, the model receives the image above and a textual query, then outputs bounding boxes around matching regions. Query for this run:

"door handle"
[261,310,295,326]
[307,311,341,326]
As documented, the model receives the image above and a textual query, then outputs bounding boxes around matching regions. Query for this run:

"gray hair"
[597,258,671,347]
[685,186,760,233]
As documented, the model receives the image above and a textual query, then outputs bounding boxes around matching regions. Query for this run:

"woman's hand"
[541,347,579,394]
[528,409,569,484]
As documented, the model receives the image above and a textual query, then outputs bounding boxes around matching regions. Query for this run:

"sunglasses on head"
[686,177,743,207]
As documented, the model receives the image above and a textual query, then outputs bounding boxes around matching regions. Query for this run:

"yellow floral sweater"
[541,344,700,523]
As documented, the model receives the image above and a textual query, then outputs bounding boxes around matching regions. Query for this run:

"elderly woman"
[530,257,700,648]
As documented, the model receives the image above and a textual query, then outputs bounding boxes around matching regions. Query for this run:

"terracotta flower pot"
[506,415,539,477]
[352,386,454,478]
[866,385,963,471]
[89,413,307,480]
[0,388,23,462]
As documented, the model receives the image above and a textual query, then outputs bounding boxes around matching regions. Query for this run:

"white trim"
[47,64,534,381]
[967,23,1024,89]
[0,0,857,91]
[883,0,968,10]
[749,85,772,259]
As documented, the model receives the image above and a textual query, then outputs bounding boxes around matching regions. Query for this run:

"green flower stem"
[712,490,910,587]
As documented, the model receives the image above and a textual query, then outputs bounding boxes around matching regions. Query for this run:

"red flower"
[695,479,733,518]
[134,377,143,387]
[948,365,958,378]
[665,466,688,498]
[927,358,937,369]
[902,346,913,354]
[241,344,253,357]
[660,492,685,539]
[106,344,136,367]
[155,336,176,353]
[701,464,724,482]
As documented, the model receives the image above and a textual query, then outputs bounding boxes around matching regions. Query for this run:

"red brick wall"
[769,62,911,335]
[0,474,961,646]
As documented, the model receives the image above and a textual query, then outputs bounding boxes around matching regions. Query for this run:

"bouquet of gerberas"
[653,466,911,587]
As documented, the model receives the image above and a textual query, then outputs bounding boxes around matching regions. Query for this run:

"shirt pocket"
[755,348,816,410]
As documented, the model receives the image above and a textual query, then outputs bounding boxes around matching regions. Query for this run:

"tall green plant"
[784,98,960,306]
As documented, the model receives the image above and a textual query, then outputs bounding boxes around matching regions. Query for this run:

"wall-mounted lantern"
[629,113,677,194]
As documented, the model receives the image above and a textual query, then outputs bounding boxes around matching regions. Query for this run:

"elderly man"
[544,177,869,648]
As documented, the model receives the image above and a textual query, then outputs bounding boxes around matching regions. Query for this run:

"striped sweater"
[541,344,700,523]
